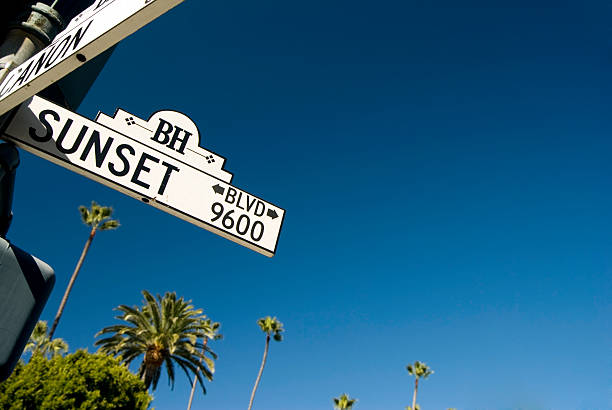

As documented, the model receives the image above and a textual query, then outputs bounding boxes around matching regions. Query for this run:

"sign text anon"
[0,22,93,98]
[0,0,186,116]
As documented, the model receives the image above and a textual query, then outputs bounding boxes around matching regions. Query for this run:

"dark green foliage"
[95,290,217,393]
[24,321,68,359]
[257,316,284,342]
[333,393,357,409]
[407,361,433,379]
[0,350,152,409]
[79,201,120,231]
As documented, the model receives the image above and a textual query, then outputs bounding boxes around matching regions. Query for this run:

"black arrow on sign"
[267,209,278,219]
[212,184,225,195]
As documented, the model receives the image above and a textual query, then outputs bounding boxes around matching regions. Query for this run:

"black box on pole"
[0,238,54,382]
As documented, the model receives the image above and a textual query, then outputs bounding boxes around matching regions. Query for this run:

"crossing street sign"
[0,0,185,116]
[2,96,285,257]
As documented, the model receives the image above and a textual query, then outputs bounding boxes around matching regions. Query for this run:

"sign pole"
[0,3,64,84]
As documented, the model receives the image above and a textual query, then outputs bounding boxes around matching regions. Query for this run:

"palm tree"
[406,361,433,410]
[48,201,119,339]
[333,393,357,409]
[95,290,217,392]
[247,316,284,410]
[24,320,68,358]
[186,319,222,410]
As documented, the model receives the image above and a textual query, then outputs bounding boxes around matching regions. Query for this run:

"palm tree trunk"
[412,377,419,410]
[49,227,96,339]
[247,334,270,410]
[186,337,209,410]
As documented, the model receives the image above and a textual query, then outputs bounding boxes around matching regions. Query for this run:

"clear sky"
[7,0,612,409]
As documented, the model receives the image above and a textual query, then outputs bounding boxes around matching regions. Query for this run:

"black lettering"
[108,144,134,177]
[46,36,72,67]
[29,109,59,142]
[235,192,245,210]
[225,187,237,204]
[0,72,16,96]
[31,50,48,78]
[55,120,87,154]
[254,200,265,217]
[246,195,256,212]
[158,161,180,195]
[94,0,112,10]
[13,60,33,86]
[168,127,191,154]
[43,43,61,68]
[251,221,264,241]
[18,48,48,85]
[67,20,93,54]
[151,119,173,145]
[79,131,113,167]
[131,153,159,189]
[236,215,250,235]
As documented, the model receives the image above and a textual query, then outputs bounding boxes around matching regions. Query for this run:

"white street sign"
[0,0,184,116]
[2,96,285,257]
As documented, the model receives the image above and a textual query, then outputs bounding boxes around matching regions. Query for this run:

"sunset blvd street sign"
[0,0,184,117]
[2,96,285,256]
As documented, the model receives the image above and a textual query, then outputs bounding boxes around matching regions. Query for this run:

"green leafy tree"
[24,320,68,358]
[247,316,284,410]
[186,319,222,410]
[49,201,119,339]
[406,361,433,410]
[95,290,217,392]
[0,350,152,409]
[333,393,357,409]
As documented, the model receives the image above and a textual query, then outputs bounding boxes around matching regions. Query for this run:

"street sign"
[0,0,184,117]
[3,96,285,256]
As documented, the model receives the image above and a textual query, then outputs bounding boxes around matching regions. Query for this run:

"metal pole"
[0,2,63,84]
[0,2,64,147]
[0,143,19,237]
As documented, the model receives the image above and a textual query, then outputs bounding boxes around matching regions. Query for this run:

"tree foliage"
[406,361,433,380]
[247,316,285,410]
[49,201,120,340]
[0,350,152,409]
[406,361,433,410]
[186,318,223,410]
[24,321,68,359]
[257,316,284,341]
[333,393,357,409]
[79,201,120,231]
[95,290,217,392]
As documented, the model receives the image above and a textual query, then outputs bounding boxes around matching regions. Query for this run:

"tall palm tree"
[95,290,217,392]
[333,393,357,409]
[49,201,119,339]
[247,316,284,410]
[186,319,222,410]
[406,361,433,410]
[24,320,68,358]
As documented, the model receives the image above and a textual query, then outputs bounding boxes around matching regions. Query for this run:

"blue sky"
[7,0,612,408]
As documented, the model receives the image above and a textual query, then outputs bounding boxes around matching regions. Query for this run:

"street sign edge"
[0,0,186,116]
[2,133,280,257]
